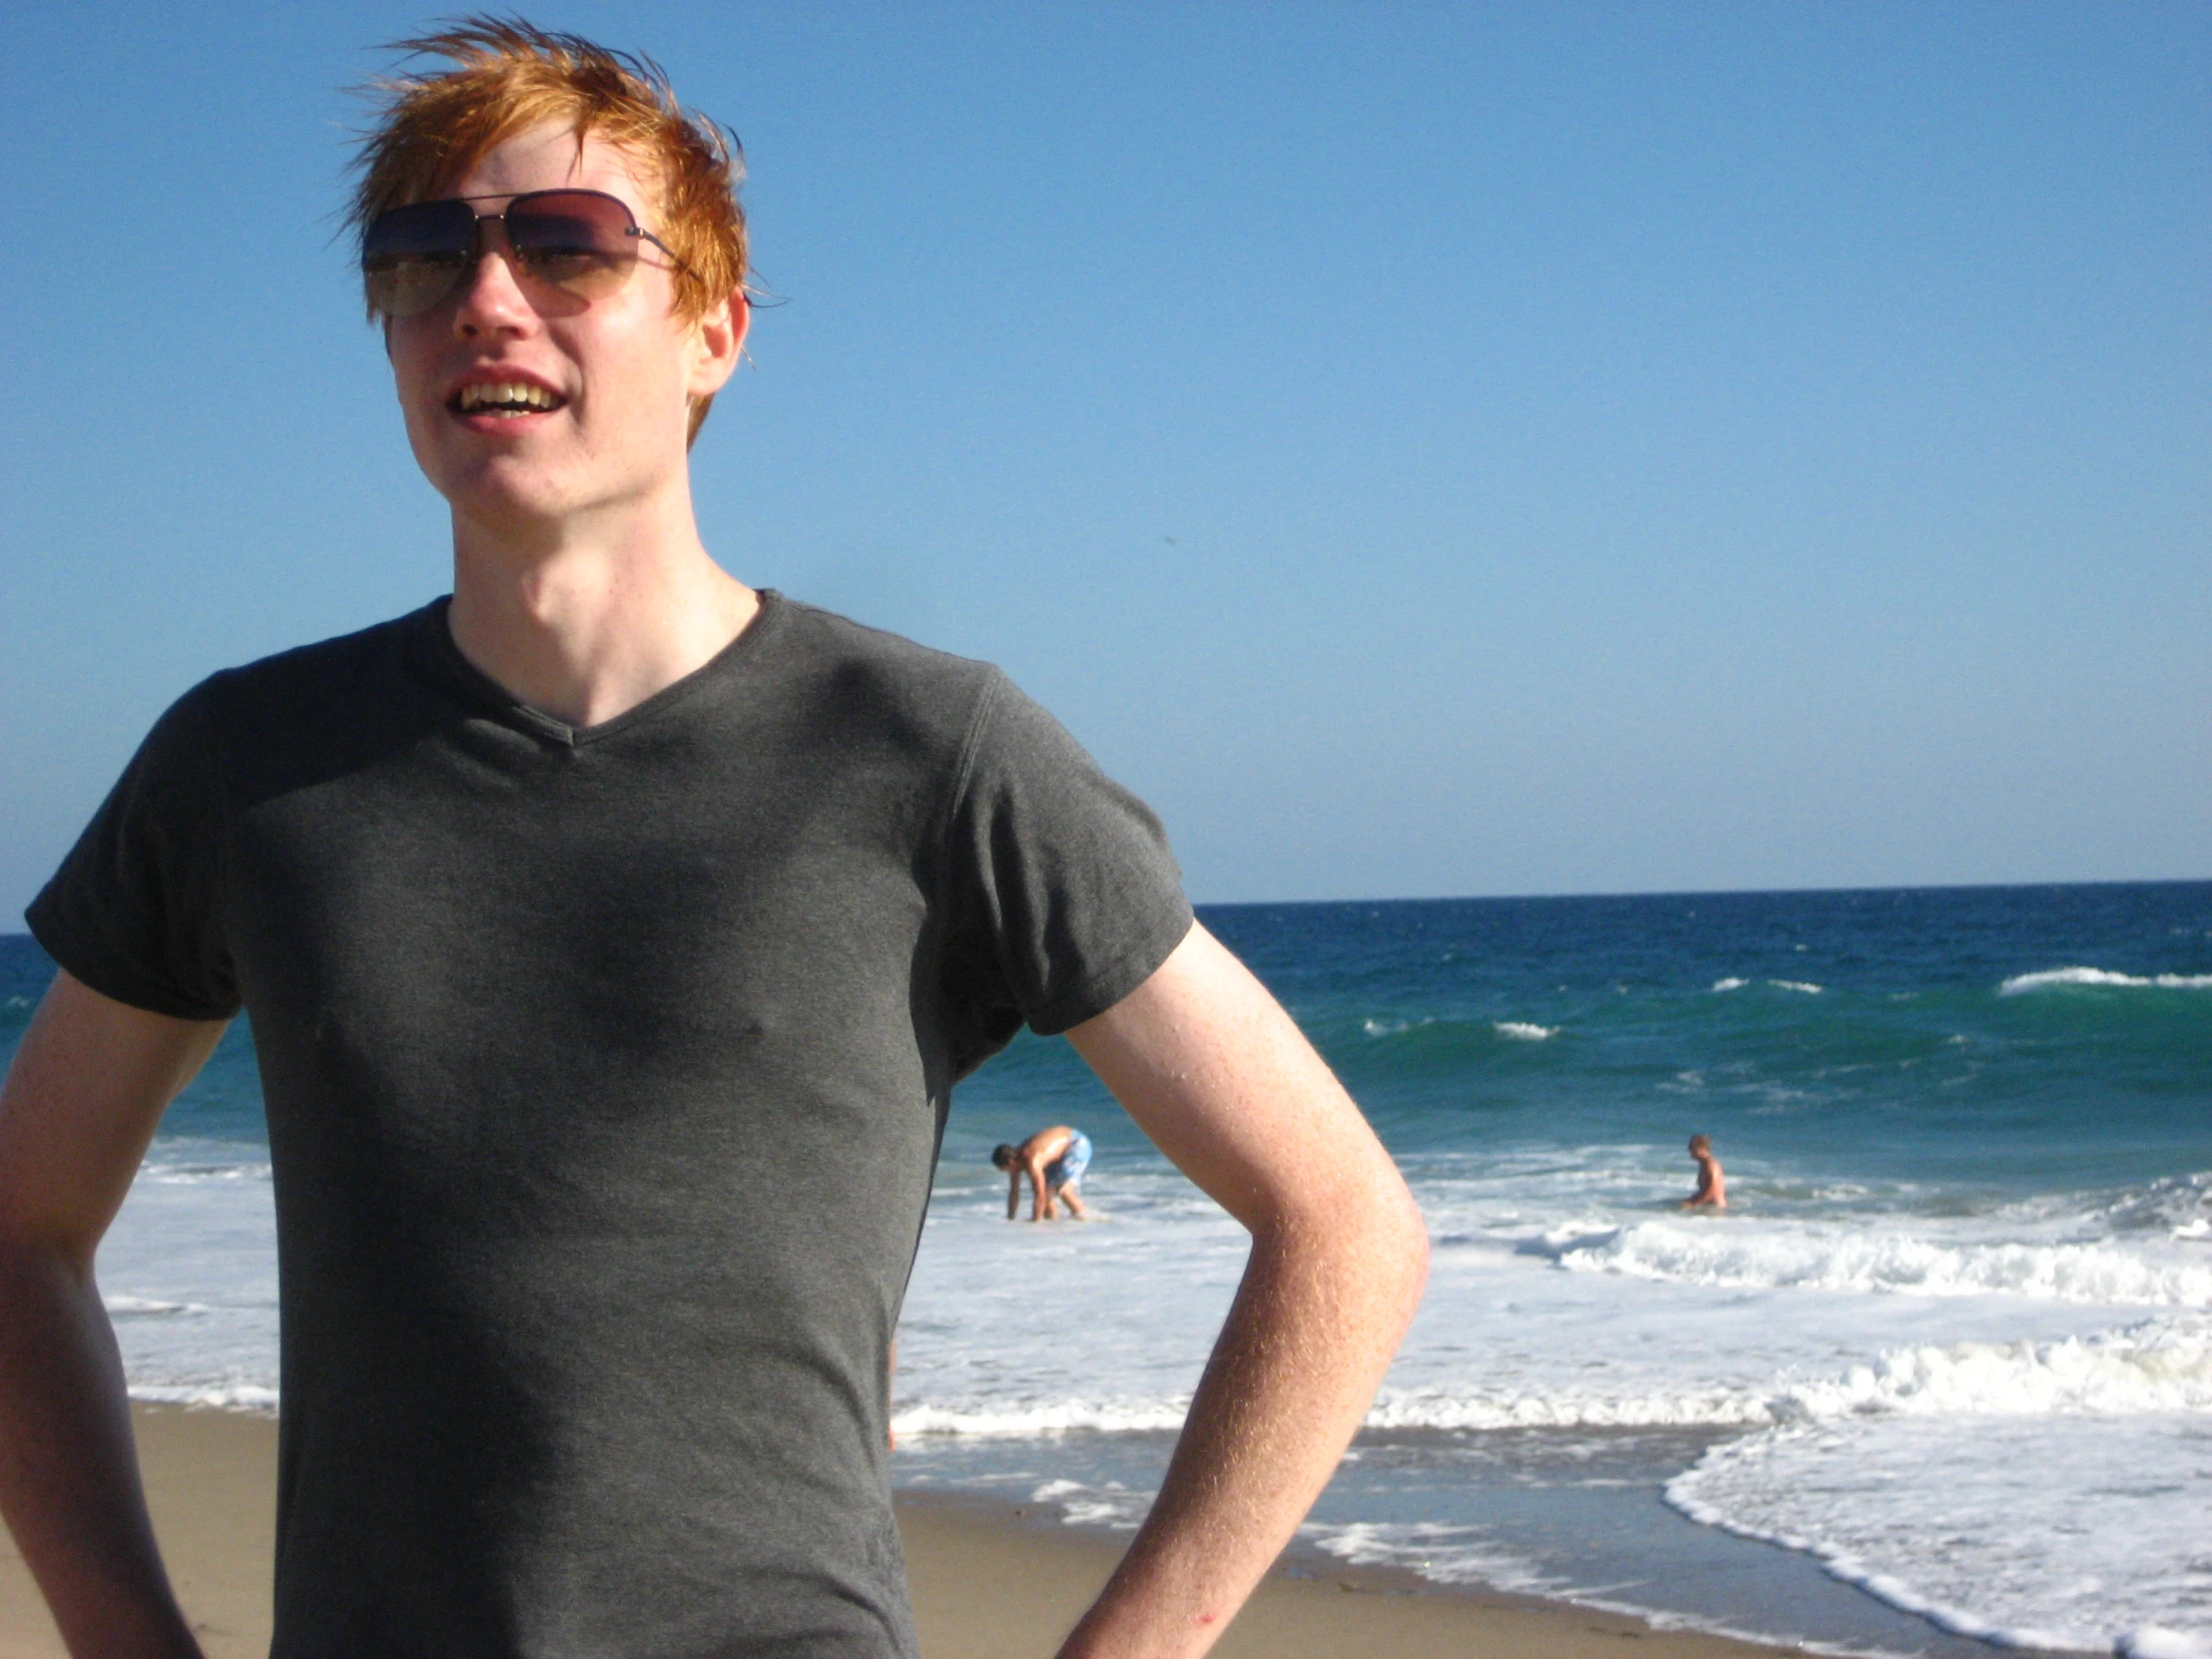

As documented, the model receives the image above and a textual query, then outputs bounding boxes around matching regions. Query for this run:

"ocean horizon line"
[10,871,2211,942]
[1194,873,2212,910]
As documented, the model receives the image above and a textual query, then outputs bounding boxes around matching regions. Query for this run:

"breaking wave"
[2000,966,2212,995]
[1367,1312,2210,1431]
[1533,1218,2212,1307]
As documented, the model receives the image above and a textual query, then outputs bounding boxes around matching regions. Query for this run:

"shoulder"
[774,597,1003,702]
[770,596,1009,750]
[191,605,430,726]
[170,605,452,802]
[770,604,1115,790]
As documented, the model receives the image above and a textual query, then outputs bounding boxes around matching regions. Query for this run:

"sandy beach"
[0,1404,1809,1658]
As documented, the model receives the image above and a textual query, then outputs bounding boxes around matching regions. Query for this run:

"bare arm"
[1055,923,1427,1658]
[0,970,228,1659]
[1022,1152,1053,1222]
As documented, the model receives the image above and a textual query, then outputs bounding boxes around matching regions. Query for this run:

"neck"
[445,488,758,729]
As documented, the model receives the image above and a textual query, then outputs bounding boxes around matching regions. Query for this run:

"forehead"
[443,121,662,214]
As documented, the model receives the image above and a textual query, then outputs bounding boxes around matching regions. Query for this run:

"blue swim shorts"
[1044,1131,1092,1190]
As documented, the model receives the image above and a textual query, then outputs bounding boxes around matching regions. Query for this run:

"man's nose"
[451,222,537,336]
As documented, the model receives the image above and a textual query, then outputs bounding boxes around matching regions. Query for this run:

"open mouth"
[449,381,566,418]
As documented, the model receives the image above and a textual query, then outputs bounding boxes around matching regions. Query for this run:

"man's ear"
[688,289,749,400]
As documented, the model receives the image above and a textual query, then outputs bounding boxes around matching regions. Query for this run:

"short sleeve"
[939,671,1193,1054]
[25,681,241,1020]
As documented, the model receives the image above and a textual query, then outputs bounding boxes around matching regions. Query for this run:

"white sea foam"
[1493,1021,1559,1041]
[94,1126,2212,1654]
[2087,1172,2212,1240]
[1302,1519,1568,1597]
[98,1163,280,1404]
[130,1382,280,1413]
[1769,979,1823,994]
[1031,1476,1149,1529]
[1362,1016,1429,1036]
[138,1161,274,1184]
[2122,1632,2212,1659]
[104,1295,207,1319]
[1364,1382,1781,1431]
[1539,1216,2212,1306]
[2000,965,2212,995]
[1671,1408,2212,1656]
[913,1163,2211,1651]
[1771,1313,2212,1418]
[899,1168,2212,1442]
[894,1399,1191,1436]
[1362,1313,2212,1431]
[1711,977,1748,992]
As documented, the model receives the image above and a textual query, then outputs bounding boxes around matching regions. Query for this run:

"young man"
[0,20,1426,1659]
[995,1124,1093,1221]
[1683,1133,1728,1210]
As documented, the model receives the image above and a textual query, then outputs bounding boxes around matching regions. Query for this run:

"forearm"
[0,1241,202,1659]
[1055,1204,1425,1658]
[1057,923,1427,1655]
[0,976,226,1659]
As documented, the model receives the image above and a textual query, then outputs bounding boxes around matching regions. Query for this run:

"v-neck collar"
[405,589,786,748]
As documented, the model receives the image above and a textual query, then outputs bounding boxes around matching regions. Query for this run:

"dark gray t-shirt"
[28,592,1191,1658]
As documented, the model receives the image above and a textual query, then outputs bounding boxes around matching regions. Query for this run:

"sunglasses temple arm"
[632,227,690,273]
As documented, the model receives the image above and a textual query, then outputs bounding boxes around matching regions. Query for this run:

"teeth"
[457,381,558,412]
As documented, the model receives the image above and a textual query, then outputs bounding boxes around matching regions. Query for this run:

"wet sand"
[0,1405,1804,1658]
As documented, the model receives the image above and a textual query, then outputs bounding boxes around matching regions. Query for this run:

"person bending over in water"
[1682,1133,1727,1210]
[995,1125,1092,1221]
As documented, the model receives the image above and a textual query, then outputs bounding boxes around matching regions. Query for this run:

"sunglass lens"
[505,192,641,298]
[362,200,477,318]
[361,192,654,317]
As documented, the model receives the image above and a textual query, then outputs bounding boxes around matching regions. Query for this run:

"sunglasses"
[361,189,686,319]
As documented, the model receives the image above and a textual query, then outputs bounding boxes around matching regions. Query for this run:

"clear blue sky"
[3,2,2206,916]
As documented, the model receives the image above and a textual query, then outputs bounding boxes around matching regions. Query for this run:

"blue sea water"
[998,881,2210,1189]
[5,880,2209,1655]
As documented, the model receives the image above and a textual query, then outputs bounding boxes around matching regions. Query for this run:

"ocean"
[5,880,2207,1657]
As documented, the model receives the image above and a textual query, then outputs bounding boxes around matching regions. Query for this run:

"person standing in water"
[1682,1133,1728,1210]
[995,1125,1092,1221]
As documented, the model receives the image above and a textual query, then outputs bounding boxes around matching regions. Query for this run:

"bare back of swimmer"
[993,1125,1092,1221]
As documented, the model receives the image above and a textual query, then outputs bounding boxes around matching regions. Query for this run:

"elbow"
[1271,1166,1429,1323]
[1325,1177,1428,1354]
[0,1225,96,1305]
[1341,1164,1429,1332]
[1403,1188,1431,1278]
[1383,1179,1430,1310]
